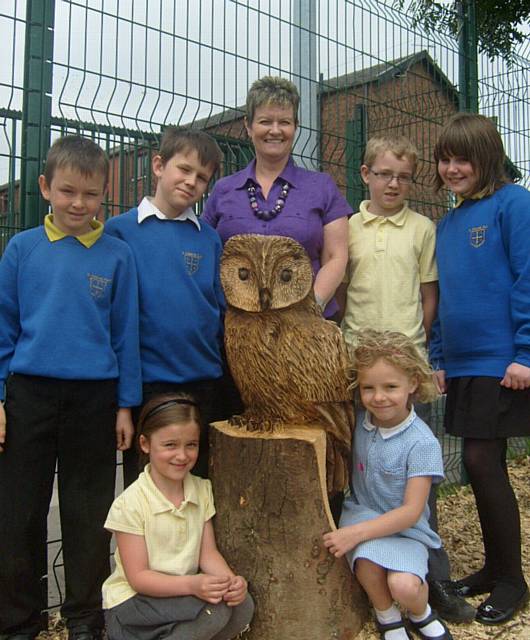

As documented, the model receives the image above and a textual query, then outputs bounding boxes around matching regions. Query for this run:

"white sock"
[374,605,409,640]
[409,604,445,638]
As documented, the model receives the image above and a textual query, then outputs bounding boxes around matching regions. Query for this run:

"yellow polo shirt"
[341,201,437,350]
[102,464,215,609]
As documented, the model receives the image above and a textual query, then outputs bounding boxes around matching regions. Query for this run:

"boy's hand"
[0,402,5,452]
[433,369,447,394]
[223,575,248,606]
[501,362,530,390]
[115,408,135,451]
[323,526,361,558]
[191,574,231,604]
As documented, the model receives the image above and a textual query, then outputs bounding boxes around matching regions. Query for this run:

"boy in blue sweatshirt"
[105,127,225,485]
[0,136,142,640]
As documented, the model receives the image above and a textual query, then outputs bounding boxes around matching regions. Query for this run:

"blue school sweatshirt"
[0,226,142,406]
[104,209,224,384]
[430,183,530,378]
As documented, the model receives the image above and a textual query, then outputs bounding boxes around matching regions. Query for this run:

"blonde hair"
[245,76,300,126]
[433,113,508,196]
[349,330,439,403]
[363,135,418,172]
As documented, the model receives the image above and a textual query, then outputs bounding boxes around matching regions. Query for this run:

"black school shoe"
[451,575,496,598]
[428,580,475,623]
[68,625,103,640]
[408,609,453,640]
[475,584,529,625]
[376,619,413,640]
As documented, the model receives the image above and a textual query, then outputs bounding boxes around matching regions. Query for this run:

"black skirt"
[444,376,530,439]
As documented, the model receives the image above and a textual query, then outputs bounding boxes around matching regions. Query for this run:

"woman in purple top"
[202,76,351,318]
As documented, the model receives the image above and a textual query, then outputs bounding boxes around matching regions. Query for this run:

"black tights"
[462,438,524,585]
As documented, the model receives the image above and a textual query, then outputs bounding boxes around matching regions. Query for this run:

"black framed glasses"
[369,170,414,185]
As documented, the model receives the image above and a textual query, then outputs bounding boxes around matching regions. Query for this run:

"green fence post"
[345,104,366,211]
[458,0,479,113]
[20,0,55,229]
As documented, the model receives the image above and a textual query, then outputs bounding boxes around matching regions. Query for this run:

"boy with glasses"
[339,135,475,624]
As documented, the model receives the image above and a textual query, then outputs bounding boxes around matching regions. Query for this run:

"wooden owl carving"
[220,233,354,494]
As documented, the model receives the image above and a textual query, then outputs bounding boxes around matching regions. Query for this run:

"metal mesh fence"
[1,0,529,614]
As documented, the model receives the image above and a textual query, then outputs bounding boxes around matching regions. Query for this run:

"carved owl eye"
[238,267,250,281]
[280,268,292,283]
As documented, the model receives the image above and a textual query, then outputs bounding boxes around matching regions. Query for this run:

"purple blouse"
[202,157,351,316]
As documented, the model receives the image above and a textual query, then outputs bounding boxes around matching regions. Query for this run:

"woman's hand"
[191,574,231,604]
[501,362,530,390]
[223,575,248,606]
[323,525,362,558]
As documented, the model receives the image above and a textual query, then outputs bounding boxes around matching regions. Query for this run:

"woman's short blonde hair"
[245,76,300,125]
[349,329,439,403]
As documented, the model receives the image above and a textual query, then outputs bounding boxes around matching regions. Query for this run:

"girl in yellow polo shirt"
[102,394,254,640]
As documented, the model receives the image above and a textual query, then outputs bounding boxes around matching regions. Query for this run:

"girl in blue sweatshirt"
[430,113,530,626]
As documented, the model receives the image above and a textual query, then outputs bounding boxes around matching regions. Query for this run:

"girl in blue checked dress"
[430,113,530,625]
[324,330,452,640]
[102,394,254,640]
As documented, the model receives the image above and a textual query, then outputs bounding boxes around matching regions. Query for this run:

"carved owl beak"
[259,287,272,311]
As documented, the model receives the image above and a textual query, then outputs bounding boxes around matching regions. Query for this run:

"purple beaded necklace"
[247,182,290,221]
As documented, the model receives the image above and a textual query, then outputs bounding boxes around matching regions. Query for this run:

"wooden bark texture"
[209,420,368,640]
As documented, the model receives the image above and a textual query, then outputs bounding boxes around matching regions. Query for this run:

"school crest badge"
[87,273,112,299]
[469,225,488,248]
[182,251,202,275]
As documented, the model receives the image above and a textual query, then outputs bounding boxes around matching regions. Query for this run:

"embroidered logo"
[88,273,112,299]
[469,225,488,248]
[182,251,202,275]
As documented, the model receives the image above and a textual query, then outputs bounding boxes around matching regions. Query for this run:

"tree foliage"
[395,1,530,64]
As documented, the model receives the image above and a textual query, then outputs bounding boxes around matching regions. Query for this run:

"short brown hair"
[44,135,109,187]
[137,393,202,467]
[433,113,508,195]
[245,76,300,126]
[158,127,223,175]
[363,135,418,172]
[349,330,438,403]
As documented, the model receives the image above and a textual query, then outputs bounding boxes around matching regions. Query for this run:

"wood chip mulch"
[40,456,530,640]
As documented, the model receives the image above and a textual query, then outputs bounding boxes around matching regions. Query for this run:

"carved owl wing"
[278,314,354,493]
[279,315,353,438]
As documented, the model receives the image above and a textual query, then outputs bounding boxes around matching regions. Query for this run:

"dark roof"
[320,50,458,103]
[190,51,459,130]
[190,106,246,131]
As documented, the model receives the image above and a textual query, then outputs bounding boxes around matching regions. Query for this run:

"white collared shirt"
[137,196,201,230]
[363,407,417,439]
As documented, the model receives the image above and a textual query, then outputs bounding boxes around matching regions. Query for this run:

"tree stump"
[209,420,368,640]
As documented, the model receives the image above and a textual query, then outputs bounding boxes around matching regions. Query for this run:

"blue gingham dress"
[340,409,444,579]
